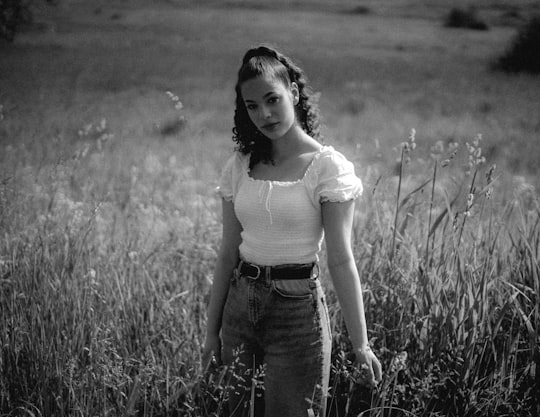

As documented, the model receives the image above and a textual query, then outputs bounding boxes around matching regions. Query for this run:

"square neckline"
[246,146,328,185]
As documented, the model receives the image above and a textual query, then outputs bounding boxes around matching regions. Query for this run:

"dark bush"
[494,15,540,74]
[0,0,32,41]
[351,5,371,15]
[444,7,489,31]
[0,0,56,42]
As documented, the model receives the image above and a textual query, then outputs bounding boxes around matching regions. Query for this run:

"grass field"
[1,0,539,416]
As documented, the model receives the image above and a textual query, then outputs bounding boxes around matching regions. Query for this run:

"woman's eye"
[246,104,257,111]
[268,96,279,104]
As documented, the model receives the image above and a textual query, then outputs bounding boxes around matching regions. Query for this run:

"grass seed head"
[465,134,486,174]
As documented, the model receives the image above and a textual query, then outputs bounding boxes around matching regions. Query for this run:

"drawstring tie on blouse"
[258,181,274,224]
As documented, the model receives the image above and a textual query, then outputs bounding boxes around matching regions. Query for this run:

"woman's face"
[241,76,299,140]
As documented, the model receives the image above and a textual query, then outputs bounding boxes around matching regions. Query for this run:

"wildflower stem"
[425,160,437,267]
[458,168,478,245]
[391,147,405,263]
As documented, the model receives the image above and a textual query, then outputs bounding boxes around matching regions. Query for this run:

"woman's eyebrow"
[244,91,277,103]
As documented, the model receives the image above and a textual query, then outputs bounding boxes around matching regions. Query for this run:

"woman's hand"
[202,333,222,372]
[353,346,382,388]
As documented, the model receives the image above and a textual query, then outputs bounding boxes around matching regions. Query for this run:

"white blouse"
[217,146,363,266]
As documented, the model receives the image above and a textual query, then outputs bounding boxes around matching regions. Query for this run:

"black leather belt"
[238,260,316,280]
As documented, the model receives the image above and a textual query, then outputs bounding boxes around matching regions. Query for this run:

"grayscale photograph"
[1,0,539,416]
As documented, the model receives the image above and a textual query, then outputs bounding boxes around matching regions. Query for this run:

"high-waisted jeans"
[221,266,332,417]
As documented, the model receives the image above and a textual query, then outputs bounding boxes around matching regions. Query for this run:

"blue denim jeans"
[221,265,332,417]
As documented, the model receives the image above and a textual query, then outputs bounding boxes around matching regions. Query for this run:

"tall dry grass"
[0,100,539,416]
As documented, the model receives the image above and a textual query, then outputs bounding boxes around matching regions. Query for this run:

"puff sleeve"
[216,152,247,202]
[309,147,363,204]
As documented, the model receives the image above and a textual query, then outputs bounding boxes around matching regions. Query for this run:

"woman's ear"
[291,82,300,105]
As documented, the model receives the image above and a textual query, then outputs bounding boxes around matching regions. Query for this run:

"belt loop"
[311,263,319,279]
[265,265,271,286]
[238,259,246,279]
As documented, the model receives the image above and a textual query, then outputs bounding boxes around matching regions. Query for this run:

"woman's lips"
[262,122,279,131]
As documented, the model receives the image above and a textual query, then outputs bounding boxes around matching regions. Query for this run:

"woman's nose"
[259,106,271,119]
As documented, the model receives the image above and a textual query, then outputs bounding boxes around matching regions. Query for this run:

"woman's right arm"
[202,198,242,370]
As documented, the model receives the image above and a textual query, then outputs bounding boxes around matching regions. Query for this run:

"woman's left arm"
[322,199,382,387]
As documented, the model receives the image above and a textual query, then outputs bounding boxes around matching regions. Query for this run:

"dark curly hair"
[232,45,321,168]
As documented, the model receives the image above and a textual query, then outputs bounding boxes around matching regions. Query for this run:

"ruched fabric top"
[217,146,363,266]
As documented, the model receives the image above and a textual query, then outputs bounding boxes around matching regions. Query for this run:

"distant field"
[1,0,539,177]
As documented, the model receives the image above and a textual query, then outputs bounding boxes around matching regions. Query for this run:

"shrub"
[0,0,56,42]
[350,5,371,15]
[0,0,32,41]
[444,7,489,31]
[494,15,540,74]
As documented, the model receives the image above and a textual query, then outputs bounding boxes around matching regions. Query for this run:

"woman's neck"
[270,125,314,164]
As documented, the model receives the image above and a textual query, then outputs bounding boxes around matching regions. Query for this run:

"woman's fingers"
[372,355,383,383]
[202,349,212,370]
[366,363,377,387]
[202,336,222,372]
[202,349,220,371]
[354,351,382,387]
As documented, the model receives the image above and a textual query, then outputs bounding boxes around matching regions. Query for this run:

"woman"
[203,45,382,417]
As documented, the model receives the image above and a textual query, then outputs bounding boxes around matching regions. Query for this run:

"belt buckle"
[246,263,261,280]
